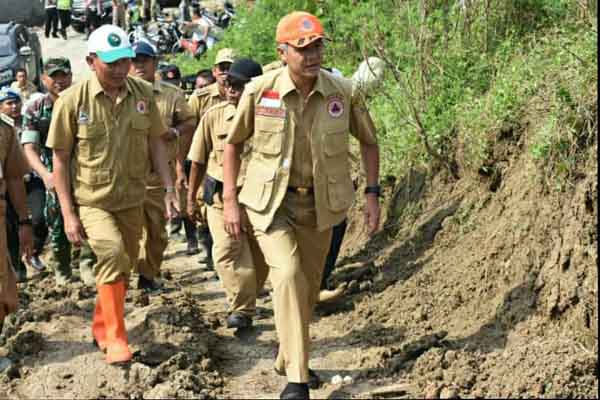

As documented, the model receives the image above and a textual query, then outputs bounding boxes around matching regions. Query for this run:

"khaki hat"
[214,48,237,65]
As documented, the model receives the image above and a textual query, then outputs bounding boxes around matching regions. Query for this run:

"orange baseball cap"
[276,11,327,48]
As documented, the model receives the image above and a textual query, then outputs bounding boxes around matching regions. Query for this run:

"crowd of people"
[1,10,382,400]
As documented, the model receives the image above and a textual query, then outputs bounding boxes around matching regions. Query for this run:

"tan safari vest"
[47,75,166,212]
[146,80,196,188]
[227,67,377,232]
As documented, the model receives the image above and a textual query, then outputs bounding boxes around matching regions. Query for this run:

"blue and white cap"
[87,25,135,63]
[0,86,21,103]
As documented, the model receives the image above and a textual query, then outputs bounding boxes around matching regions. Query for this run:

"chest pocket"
[211,132,227,166]
[254,116,284,156]
[323,129,349,158]
[129,116,151,178]
[76,122,106,164]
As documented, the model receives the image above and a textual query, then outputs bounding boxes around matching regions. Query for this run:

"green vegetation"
[175,0,597,188]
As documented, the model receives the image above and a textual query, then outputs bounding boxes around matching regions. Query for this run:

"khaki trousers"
[79,206,144,285]
[137,187,168,280]
[207,198,269,316]
[253,193,333,383]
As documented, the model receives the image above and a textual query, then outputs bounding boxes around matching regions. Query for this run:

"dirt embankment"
[0,97,596,398]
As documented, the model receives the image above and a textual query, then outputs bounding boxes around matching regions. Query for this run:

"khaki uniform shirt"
[0,119,29,198]
[146,80,196,188]
[187,101,246,185]
[11,81,38,103]
[227,67,377,232]
[46,74,167,211]
[187,82,225,124]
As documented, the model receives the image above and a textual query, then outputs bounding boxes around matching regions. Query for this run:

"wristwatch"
[164,186,176,193]
[364,185,382,197]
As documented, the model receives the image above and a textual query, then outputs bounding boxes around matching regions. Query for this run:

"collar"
[209,82,224,99]
[152,80,163,93]
[0,113,15,127]
[279,66,330,100]
[90,73,130,100]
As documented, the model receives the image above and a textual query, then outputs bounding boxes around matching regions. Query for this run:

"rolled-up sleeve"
[349,91,377,145]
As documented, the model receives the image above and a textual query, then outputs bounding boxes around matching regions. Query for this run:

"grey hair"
[277,43,288,52]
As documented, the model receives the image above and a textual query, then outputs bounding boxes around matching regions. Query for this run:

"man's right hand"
[63,211,87,246]
[223,197,242,241]
[186,197,196,221]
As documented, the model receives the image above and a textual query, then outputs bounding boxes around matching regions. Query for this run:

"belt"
[287,186,314,196]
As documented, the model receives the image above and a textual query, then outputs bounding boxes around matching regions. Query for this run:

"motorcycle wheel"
[194,42,207,59]
[171,42,182,54]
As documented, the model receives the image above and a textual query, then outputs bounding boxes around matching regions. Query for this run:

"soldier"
[0,106,33,332]
[47,25,177,365]
[21,58,96,287]
[187,58,269,329]
[187,48,237,266]
[129,39,196,291]
[222,12,381,399]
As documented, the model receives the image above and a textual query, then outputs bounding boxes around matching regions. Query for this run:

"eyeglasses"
[216,62,231,72]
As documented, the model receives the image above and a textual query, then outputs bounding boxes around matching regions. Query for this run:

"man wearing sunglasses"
[222,12,381,399]
[187,48,238,269]
[187,58,268,330]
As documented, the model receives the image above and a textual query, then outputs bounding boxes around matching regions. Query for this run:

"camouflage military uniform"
[21,94,96,285]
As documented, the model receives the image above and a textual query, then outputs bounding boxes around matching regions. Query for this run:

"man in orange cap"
[222,11,381,399]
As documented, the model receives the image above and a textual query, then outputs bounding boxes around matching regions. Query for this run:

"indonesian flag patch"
[259,90,281,108]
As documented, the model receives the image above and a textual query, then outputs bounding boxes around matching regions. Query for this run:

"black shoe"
[226,312,252,329]
[52,32,59,38]
[61,30,67,40]
[186,240,199,256]
[137,275,163,293]
[307,369,321,390]
[280,383,309,400]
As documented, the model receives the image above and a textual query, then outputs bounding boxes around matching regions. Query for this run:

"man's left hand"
[365,195,380,236]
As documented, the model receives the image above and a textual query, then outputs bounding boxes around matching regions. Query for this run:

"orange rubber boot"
[91,300,107,351]
[98,280,132,364]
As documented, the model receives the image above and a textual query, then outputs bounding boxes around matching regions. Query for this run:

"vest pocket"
[324,130,349,157]
[255,117,284,155]
[239,164,276,212]
[327,171,354,212]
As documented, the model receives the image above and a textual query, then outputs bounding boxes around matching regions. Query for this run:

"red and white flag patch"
[259,90,281,108]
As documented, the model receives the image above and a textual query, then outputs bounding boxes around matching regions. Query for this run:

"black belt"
[287,186,314,196]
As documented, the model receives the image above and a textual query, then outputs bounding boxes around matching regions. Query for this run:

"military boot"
[183,217,199,255]
[50,246,72,286]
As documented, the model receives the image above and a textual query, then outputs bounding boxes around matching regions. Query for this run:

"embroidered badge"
[327,96,344,118]
[301,18,314,32]
[136,100,147,113]
[108,32,122,47]
[77,110,89,124]
[256,106,286,118]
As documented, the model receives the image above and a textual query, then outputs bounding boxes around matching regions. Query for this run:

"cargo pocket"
[254,117,284,156]
[76,122,106,163]
[76,165,111,186]
[214,133,227,166]
[327,171,354,212]
[129,116,150,178]
[239,164,276,212]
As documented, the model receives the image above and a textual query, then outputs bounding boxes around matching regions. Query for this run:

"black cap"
[227,58,262,82]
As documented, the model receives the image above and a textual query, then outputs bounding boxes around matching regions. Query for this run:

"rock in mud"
[7,330,45,357]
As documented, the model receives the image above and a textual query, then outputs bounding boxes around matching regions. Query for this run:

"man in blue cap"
[47,25,178,365]
[0,87,32,282]
[129,39,196,292]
